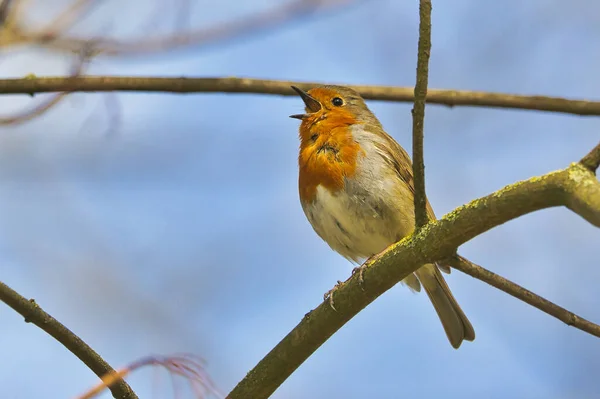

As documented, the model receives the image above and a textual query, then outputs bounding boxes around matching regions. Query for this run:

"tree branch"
[447,255,600,337]
[2,76,600,116]
[411,0,432,228]
[0,50,91,125]
[226,153,600,399]
[4,0,352,55]
[580,140,600,172]
[0,281,138,399]
[0,0,14,26]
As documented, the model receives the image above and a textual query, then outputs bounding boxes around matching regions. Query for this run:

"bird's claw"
[324,256,376,310]
[352,255,377,291]
[351,264,367,291]
[324,280,343,311]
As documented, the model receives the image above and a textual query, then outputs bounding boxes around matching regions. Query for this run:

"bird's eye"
[331,97,344,107]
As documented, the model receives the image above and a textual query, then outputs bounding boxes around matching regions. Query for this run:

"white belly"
[302,184,402,263]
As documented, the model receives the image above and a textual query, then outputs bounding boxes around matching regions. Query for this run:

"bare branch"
[0,0,32,47]
[77,354,220,399]
[226,153,600,399]
[2,76,600,117]
[32,0,100,40]
[580,140,600,172]
[411,0,432,228]
[0,48,91,125]
[0,0,14,26]
[0,281,138,399]
[447,255,600,337]
[6,0,353,56]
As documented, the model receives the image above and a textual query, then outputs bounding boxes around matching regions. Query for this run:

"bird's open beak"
[289,86,321,119]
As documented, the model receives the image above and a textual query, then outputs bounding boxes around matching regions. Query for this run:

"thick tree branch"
[226,154,600,399]
[447,255,600,337]
[411,0,432,228]
[0,281,138,399]
[1,76,600,116]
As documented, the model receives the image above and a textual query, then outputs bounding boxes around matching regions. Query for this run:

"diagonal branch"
[226,152,600,399]
[447,255,600,337]
[580,140,600,172]
[0,281,138,399]
[77,355,220,399]
[2,76,600,117]
[411,0,432,228]
[32,0,100,39]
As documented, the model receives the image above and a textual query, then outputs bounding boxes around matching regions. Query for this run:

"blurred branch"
[2,76,600,116]
[447,255,600,337]
[226,144,600,399]
[1,0,354,55]
[0,49,91,125]
[34,0,100,38]
[0,0,354,125]
[0,0,14,26]
[411,0,432,229]
[77,355,220,399]
[0,280,138,399]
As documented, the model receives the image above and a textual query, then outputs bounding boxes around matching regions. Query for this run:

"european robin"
[290,85,475,349]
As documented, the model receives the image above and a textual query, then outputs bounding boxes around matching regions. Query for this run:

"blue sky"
[1,0,600,398]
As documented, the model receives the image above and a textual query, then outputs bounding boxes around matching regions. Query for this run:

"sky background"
[1,0,600,398]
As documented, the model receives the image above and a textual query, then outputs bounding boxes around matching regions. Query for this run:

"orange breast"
[298,116,365,203]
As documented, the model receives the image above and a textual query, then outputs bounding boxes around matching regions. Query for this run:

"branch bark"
[447,255,600,337]
[0,281,138,399]
[0,51,90,125]
[226,150,600,399]
[1,76,600,116]
[580,140,600,172]
[411,0,432,228]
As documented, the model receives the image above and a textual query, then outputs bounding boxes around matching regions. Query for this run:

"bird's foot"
[351,263,368,291]
[324,280,343,311]
[352,253,380,290]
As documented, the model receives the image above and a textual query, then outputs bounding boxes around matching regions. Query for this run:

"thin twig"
[0,281,138,399]
[0,45,92,125]
[1,76,600,116]
[448,255,600,337]
[32,0,99,40]
[77,354,220,399]
[411,0,432,228]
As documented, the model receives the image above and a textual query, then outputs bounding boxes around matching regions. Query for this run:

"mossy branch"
[226,143,600,399]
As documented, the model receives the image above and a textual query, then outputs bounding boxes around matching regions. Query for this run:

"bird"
[289,84,475,349]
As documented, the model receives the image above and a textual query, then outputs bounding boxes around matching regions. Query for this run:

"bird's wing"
[364,124,451,274]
